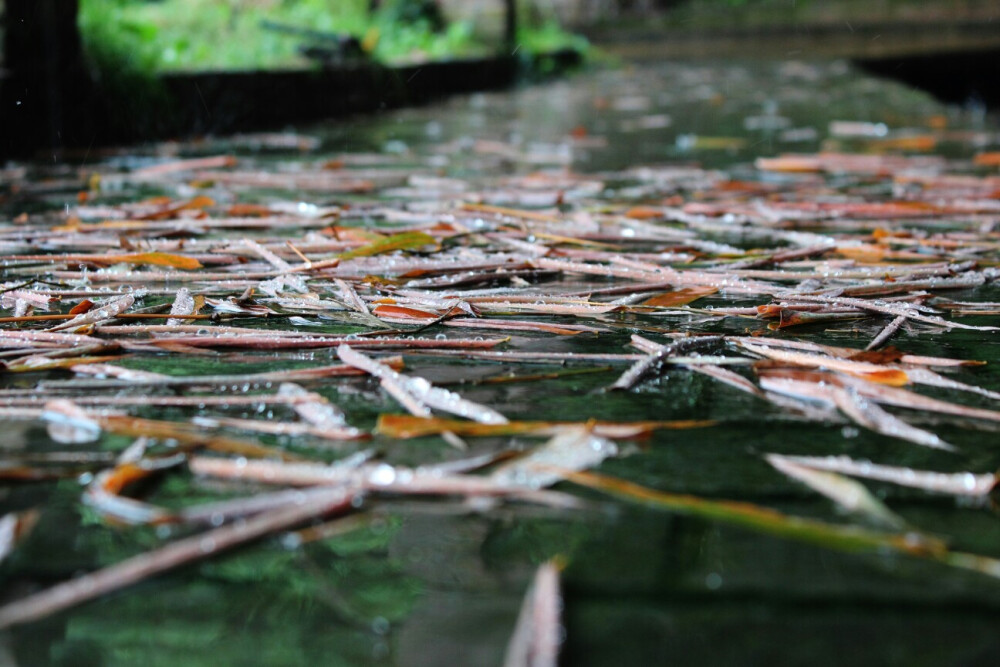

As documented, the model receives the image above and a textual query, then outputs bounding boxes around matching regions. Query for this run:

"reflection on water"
[3,60,1000,666]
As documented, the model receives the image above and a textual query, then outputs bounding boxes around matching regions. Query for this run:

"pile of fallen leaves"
[2,133,1000,657]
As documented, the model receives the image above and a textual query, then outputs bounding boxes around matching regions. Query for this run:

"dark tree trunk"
[2,0,93,156]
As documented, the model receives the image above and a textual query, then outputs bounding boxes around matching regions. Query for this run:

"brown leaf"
[641,287,718,307]
[848,347,905,364]
[68,300,94,316]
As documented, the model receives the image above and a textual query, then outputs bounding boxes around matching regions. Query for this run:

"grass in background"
[78,0,490,72]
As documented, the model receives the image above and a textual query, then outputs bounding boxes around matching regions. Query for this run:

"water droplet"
[369,464,397,486]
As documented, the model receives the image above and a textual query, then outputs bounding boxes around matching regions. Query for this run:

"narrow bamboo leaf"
[564,470,945,555]
[338,232,438,260]
[770,455,997,497]
[375,414,714,439]
[491,427,618,489]
[114,252,203,270]
[641,287,718,307]
[504,560,562,667]
[766,454,906,529]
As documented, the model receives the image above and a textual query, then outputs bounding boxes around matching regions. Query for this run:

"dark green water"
[3,60,1000,665]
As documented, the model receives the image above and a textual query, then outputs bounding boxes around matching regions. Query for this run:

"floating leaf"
[0,510,40,567]
[338,231,438,260]
[5,355,124,373]
[491,427,618,489]
[640,287,718,307]
[42,399,101,444]
[111,253,203,269]
[338,345,508,424]
[766,455,997,498]
[68,300,94,316]
[766,454,906,529]
[372,304,438,320]
[375,414,713,439]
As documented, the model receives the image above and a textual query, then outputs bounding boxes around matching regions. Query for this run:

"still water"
[3,59,1000,665]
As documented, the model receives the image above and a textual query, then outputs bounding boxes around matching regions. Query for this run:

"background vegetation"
[78,0,585,73]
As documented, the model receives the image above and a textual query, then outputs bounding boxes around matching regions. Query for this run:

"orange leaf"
[115,253,203,270]
[755,156,822,173]
[100,463,150,494]
[835,245,928,263]
[756,304,783,318]
[974,152,1000,167]
[375,414,714,439]
[848,347,904,364]
[624,206,664,220]
[927,115,948,130]
[642,287,717,307]
[848,369,910,387]
[867,135,937,152]
[180,195,215,210]
[227,203,273,217]
[69,300,94,316]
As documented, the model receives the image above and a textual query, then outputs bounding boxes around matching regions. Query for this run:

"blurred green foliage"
[78,0,494,71]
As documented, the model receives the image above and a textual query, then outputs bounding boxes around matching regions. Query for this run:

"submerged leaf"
[0,487,358,629]
[504,560,563,667]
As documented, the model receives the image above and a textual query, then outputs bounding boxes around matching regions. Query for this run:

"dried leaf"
[504,560,563,667]
[375,414,712,439]
[113,252,203,270]
[565,470,944,555]
[338,231,438,260]
[640,287,718,307]
[766,454,906,529]
[42,399,101,444]
[490,427,618,489]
